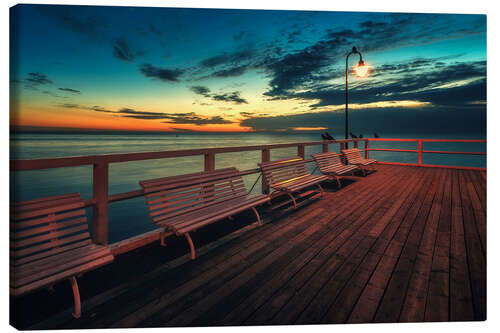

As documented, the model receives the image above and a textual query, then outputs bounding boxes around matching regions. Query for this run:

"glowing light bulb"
[354,62,370,78]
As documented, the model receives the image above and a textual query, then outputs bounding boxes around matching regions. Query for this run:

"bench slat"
[166,195,268,231]
[11,201,85,221]
[11,216,87,239]
[11,223,89,248]
[149,185,247,216]
[341,148,377,166]
[10,254,114,296]
[11,209,86,230]
[11,232,91,259]
[259,157,326,195]
[11,240,92,267]
[152,191,249,223]
[140,168,270,238]
[11,245,111,283]
[175,195,270,234]
[10,193,80,207]
[10,193,114,301]
[147,181,246,209]
[312,152,360,176]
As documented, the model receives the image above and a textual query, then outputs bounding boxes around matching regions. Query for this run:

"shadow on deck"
[11,164,486,329]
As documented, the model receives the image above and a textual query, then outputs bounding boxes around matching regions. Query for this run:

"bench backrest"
[259,157,310,187]
[10,193,90,267]
[342,148,364,164]
[139,167,248,225]
[312,152,346,173]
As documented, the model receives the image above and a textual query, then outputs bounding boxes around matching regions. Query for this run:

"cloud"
[58,103,114,112]
[36,5,109,43]
[41,90,66,98]
[58,87,81,94]
[190,86,248,104]
[241,106,486,134]
[200,49,255,68]
[112,37,136,62]
[210,65,249,78]
[24,72,52,89]
[190,85,211,97]
[194,48,256,79]
[59,105,233,125]
[170,127,196,132]
[239,112,255,117]
[59,103,80,108]
[139,63,184,82]
[162,114,232,125]
[211,91,248,104]
[266,59,485,110]
[118,109,233,125]
[262,13,485,99]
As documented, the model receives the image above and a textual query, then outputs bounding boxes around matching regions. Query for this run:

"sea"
[10,131,486,243]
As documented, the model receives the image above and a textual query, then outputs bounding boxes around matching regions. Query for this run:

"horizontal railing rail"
[363,138,486,166]
[10,137,485,250]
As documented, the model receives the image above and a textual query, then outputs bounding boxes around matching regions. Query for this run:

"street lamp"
[345,46,369,147]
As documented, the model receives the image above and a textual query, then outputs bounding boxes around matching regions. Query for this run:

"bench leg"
[69,276,81,319]
[251,206,262,226]
[317,183,325,197]
[286,192,297,209]
[335,175,342,188]
[160,230,167,247]
[185,233,196,260]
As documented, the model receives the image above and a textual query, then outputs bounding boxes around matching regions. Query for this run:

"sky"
[9,4,486,134]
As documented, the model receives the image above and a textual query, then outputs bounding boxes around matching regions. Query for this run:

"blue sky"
[10,4,486,134]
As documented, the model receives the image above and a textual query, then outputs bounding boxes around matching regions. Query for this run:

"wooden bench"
[259,157,328,210]
[10,193,114,319]
[312,151,360,188]
[139,167,270,259]
[341,148,377,175]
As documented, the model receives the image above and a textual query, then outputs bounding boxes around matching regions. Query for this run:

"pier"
[10,138,486,328]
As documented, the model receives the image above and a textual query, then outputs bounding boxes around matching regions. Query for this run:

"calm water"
[10,132,486,242]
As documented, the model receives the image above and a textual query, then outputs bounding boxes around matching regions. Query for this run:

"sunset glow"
[10,5,486,133]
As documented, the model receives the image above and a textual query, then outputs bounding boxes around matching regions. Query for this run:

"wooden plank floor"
[24,164,487,328]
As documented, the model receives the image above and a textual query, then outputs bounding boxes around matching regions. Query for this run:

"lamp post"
[345,46,369,148]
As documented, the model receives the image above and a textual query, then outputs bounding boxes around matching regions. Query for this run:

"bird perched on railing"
[374,132,380,138]
[359,134,363,138]
[321,133,328,140]
[350,132,358,139]
[324,132,334,140]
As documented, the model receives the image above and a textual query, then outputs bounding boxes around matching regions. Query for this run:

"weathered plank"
[16,165,486,329]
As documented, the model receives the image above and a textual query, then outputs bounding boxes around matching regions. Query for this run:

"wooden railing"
[10,137,485,252]
[364,138,486,169]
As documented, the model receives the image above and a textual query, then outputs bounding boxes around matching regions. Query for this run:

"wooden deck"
[16,164,486,328]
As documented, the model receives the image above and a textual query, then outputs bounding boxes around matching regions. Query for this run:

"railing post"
[204,152,215,171]
[365,140,369,159]
[92,161,108,245]
[298,144,305,159]
[354,140,358,149]
[322,143,328,153]
[339,142,345,152]
[261,148,270,194]
[417,140,423,165]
